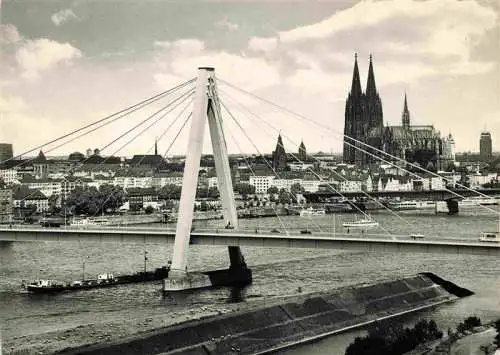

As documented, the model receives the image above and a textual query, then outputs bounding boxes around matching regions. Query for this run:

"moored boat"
[388,200,436,211]
[460,197,498,207]
[70,217,110,227]
[478,232,500,243]
[342,217,379,228]
[299,207,326,217]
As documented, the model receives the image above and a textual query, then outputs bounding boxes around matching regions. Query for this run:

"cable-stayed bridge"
[1,67,499,291]
[1,227,499,257]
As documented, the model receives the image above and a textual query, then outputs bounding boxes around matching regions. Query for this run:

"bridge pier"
[436,199,459,215]
[164,67,252,292]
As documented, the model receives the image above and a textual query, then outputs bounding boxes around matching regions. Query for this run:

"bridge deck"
[0,227,499,257]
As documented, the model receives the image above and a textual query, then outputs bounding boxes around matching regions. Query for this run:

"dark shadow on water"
[226,286,246,304]
[0,241,13,248]
[161,286,250,305]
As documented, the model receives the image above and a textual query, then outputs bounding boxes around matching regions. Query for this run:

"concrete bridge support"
[436,199,459,215]
[164,67,251,292]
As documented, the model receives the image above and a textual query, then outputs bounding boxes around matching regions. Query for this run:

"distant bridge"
[304,188,500,202]
[1,227,499,257]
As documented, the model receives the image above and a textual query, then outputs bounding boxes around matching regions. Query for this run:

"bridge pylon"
[164,67,251,292]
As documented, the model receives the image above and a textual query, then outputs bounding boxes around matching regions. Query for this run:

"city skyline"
[1,0,499,157]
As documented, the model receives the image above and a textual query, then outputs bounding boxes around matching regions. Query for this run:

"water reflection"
[227,287,246,303]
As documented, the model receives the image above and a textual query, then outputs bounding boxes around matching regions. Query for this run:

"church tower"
[298,140,307,161]
[343,53,365,164]
[272,133,287,170]
[402,93,410,129]
[365,54,383,131]
[343,54,384,166]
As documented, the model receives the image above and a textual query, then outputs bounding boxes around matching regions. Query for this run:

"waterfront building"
[468,172,497,189]
[480,131,492,161]
[299,180,324,193]
[338,179,363,192]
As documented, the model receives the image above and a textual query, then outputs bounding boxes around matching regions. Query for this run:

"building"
[33,150,49,179]
[272,134,287,171]
[249,175,274,194]
[441,134,456,169]
[480,131,492,161]
[298,140,307,161]
[0,143,13,163]
[343,54,383,166]
[128,140,167,170]
[12,187,49,213]
[0,168,19,184]
[126,187,158,211]
[0,188,13,223]
[343,54,448,171]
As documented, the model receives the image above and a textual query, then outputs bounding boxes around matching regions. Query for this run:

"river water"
[1,208,500,354]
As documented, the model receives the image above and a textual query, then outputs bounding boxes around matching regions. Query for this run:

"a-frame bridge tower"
[164,67,251,291]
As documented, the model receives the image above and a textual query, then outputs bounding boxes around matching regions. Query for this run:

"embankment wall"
[60,273,471,355]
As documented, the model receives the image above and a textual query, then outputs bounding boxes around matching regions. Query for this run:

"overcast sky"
[1,0,499,158]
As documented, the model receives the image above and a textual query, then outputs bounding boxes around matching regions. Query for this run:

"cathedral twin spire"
[350,53,378,97]
[350,53,363,96]
[344,53,384,165]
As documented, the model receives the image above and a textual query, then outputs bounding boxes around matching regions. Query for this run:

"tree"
[48,194,61,214]
[457,316,481,333]
[196,187,209,198]
[98,184,124,212]
[290,183,305,195]
[494,318,500,349]
[267,186,279,194]
[65,185,125,215]
[199,201,209,211]
[24,203,37,217]
[290,183,305,203]
[278,188,291,205]
[346,319,443,355]
[208,186,219,198]
[159,184,182,200]
[144,205,154,214]
[234,183,256,197]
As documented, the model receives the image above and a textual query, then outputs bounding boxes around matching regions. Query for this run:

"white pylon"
[169,67,238,278]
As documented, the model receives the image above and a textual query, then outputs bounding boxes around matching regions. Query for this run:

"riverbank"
[4,273,469,355]
[404,323,498,355]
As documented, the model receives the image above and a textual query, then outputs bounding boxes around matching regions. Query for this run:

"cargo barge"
[22,266,170,294]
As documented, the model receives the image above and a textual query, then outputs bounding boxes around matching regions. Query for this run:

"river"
[1,207,500,354]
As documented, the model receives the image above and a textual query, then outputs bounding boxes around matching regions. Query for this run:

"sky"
[1,0,499,158]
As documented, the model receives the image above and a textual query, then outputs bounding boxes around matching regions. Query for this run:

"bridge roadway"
[0,226,499,257]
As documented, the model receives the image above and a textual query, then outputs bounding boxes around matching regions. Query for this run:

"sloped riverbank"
[55,273,472,355]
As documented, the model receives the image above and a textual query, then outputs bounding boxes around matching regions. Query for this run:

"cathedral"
[343,54,455,171]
